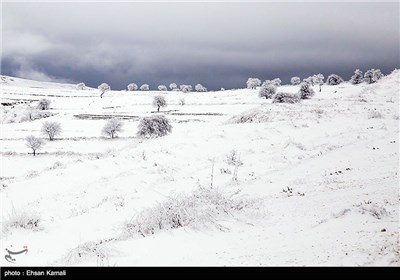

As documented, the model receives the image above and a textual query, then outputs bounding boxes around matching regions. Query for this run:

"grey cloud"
[2,2,399,90]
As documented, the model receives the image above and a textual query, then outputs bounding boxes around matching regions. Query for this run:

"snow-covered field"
[1,72,399,266]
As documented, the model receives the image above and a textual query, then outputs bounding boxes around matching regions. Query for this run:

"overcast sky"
[2,1,399,90]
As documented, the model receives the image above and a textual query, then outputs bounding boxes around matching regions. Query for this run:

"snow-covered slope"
[1,71,399,266]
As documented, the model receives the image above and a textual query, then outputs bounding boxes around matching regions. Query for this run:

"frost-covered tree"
[102,118,123,139]
[225,150,243,181]
[271,78,282,87]
[220,88,225,91]
[98,83,110,98]
[77,83,86,90]
[41,121,61,141]
[180,85,192,93]
[140,84,150,91]
[291,77,301,85]
[25,136,44,156]
[350,69,363,85]
[137,115,172,138]
[258,84,277,99]
[152,95,167,112]
[246,78,261,89]
[272,92,301,104]
[364,69,384,84]
[169,83,178,90]
[262,80,272,86]
[127,83,138,91]
[303,76,314,86]
[37,99,51,110]
[158,85,168,91]
[313,74,324,92]
[298,82,315,99]
[195,84,207,92]
[326,74,344,85]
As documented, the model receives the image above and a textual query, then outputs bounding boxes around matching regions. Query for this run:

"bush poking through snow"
[63,241,112,266]
[37,99,51,110]
[41,121,62,141]
[368,110,383,119]
[272,92,301,104]
[298,82,315,99]
[102,118,124,138]
[137,115,172,138]
[98,83,110,98]
[326,74,344,85]
[25,135,44,156]
[225,150,244,181]
[2,206,41,234]
[127,83,138,91]
[140,84,149,91]
[122,187,256,238]
[291,77,301,85]
[152,95,167,112]
[179,98,186,105]
[258,84,276,99]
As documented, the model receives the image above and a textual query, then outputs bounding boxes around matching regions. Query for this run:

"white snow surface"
[0,71,399,266]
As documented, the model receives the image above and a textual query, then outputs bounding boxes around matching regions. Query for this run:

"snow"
[1,71,399,266]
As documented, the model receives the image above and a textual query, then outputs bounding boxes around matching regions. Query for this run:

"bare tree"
[25,136,44,156]
[41,121,62,141]
[102,118,124,138]
[226,150,243,181]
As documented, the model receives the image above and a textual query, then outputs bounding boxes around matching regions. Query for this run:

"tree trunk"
[157,106,160,112]
[33,149,36,156]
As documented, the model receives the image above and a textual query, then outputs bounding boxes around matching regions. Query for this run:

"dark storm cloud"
[2,2,399,89]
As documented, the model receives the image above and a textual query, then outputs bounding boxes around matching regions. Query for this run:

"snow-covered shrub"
[158,85,168,91]
[25,135,44,156]
[195,84,207,92]
[298,82,315,99]
[258,84,276,99]
[303,76,314,85]
[225,150,244,181]
[169,83,178,90]
[364,69,384,84]
[2,207,41,234]
[102,118,124,138]
[272,92,301,103]
[326,74,344,85]
[350,69,363,84]
[152,95,167,112]
[37,99,51,110]
[63,241,112,266]
[140,84,150,91]
[291,77,301,85]
[77,82,86,90]
[271,78,282,86]
[127,83,138,91]
[246,78,261,89]
[41,121,62,141]
[179,98,186,105]
[98,83,110,98]
[137,115,172,138]
[122,187,256,238]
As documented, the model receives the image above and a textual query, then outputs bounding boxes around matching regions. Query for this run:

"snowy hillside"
[1,71,399,266]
